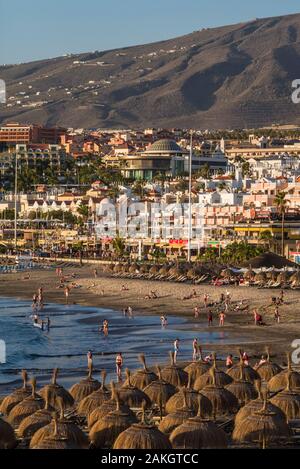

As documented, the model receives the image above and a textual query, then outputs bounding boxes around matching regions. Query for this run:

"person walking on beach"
[64,286,70,304]
[208,311,213,326]
[274,305,280,324]
[116,352,123,382]
[93,268,98,279]
[279,290,284,304]
[204,294,209,308]
[253,309,259,326]
[194,306,200,318]
[192,338,198,361]
[219,311,226,327]
[174,338,180,363]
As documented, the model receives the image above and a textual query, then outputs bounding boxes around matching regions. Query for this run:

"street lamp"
[14,151,18,252]
[187,131,193,262]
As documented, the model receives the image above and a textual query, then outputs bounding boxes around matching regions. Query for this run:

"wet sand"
[1,263,300,363]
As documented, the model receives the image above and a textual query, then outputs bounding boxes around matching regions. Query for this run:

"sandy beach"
[1,262,300,363]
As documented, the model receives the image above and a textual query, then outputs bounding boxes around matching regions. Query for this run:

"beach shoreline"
[0,264,300,362]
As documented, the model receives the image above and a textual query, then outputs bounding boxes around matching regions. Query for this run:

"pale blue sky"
[0,0,299,64]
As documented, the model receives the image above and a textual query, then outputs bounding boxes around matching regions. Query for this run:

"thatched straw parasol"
[113,402,172,450]
[122,263,131,273]
[18,388,54,438]
[159,266,169,275]
[165,375,212,417]
[149,265,160,275]
[255,347,282,381]
[39,368,74,410]
[232,398,291,448]
[169,395,228,449]
[158,390,195,435]
[125,354,158,390]
[290,270,300,283]
[143,366,176,411]
[161,352,188,387]
[7,377,44,427]
[268,353,300,393]
[270,372,300,422]
[118,369,151,408]
[187,268,199,279]
[113,264,123,273]
[88,382,134,429]
[77,370,110,417]
[244,267,254,281]
[0,418,17,449]
[89,393,137,449]
[69,363,101,402]
[254,271,267,282]
[140,265,150,274]
[194,354,233,391]
[225,364,258,406]
[227,350,260,384]
[128,263,139,274]
[184,347,211,385]
[0,370,31,415]
[277,271,290,283]
[234,380,286,427]
[30,398,89,449]
[221,268,235,279]
[200,368,239,419]
[31,414,79,450]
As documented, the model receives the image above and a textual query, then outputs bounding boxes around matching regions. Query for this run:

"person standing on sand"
[274,305,280,324]
[219,311,226,327]
[253,309,259,326]
[93,268,98,279]
[279,290,284,304]
[208,311,213,326]
[174,338,180,363]
[204,294,209,308]
[64,286,70,304]
[116,352,123,382]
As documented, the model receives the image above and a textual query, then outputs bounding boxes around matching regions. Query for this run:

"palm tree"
[274,191,290,257]
[112,237,126,258]
[259,230,273,251]
[77,204,89,223]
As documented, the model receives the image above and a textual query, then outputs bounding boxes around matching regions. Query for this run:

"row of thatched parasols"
[105,262,212,284]
[1,348,300,449]
[103,262,300,288]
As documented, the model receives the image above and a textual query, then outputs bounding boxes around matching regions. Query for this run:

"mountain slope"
[1,13,300,129]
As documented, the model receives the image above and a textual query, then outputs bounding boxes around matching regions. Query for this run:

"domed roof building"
[145,139,184,154]
[120,139,187,181]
